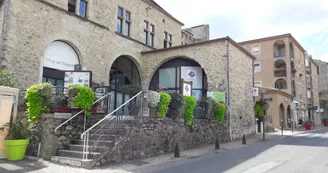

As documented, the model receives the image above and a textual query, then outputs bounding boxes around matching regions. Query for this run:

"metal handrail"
[54,93,111,132]
[80,91,142,139]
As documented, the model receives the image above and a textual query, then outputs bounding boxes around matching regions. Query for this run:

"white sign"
[44,41,79,71]
[54,113,72,119]
[253,88,259,97]
[64,71,91,88]
[181,66,203,89]
[182,82,192,96]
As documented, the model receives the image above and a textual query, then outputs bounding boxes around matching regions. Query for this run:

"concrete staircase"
[51,123,133,168]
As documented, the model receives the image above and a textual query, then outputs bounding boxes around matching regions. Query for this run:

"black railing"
[274,70,287,77]
[273,51,286,57]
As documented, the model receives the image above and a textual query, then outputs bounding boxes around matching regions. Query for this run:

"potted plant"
[0,119,32,161]
[322,118,328,127]
[304,120,313,130]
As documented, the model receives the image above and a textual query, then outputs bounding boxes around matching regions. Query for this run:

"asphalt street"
[137,129,328,173]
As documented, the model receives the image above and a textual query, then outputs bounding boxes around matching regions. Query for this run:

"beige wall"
[256,93,292,128]
[241,36,307,104]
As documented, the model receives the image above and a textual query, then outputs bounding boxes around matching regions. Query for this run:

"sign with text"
[181,80,192,97]
[181,66,203,89]
[253,88,259,97]
[64,71,92,88]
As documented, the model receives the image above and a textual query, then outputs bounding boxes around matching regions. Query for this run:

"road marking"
[241,161,284,173]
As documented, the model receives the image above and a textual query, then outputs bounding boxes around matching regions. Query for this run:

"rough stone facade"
[181,24,210,45]
[313,59,328,100]
[28,115,230,164]
[1,0,183,89]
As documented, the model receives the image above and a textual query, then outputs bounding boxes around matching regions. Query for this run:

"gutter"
[226,39,232,141]
[0,0,9,65]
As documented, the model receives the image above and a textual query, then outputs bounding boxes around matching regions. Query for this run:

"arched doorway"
[287,105,291,128]
[149,57,208,100]
[279,103,285,128]
[43,41,80,93]
[109,56,141,111]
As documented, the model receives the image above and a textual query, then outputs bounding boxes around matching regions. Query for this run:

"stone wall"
[228,43,256,139]
[27,114,230,163]
[27,114,101,159]
[313,59,328,100]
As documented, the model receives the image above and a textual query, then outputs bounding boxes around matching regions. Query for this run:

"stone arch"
[273,40,286,57]
[146,55,209,90]
[148,56,208,99]
[109,55,142,110]
[275,79,287,89]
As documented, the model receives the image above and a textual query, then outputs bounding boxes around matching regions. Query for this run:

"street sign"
[253,88,259,97]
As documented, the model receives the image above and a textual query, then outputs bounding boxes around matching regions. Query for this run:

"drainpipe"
[226,38,232,141]
[0,0,9,66]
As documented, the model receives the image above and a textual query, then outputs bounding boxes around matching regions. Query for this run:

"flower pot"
[324,122,328,127]
[4,139,29,161]
[305,124,312,130]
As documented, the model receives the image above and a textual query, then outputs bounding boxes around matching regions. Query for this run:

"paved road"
[136,129,328,173]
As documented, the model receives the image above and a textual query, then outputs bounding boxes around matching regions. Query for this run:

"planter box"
[305,124,312,130]
[324,122,328,127]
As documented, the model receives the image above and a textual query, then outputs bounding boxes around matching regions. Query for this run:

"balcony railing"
[274,69,287,77]
[274,51,286,58]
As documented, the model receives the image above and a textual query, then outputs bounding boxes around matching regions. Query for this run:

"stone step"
[88,134,120,141]
[58,150,101,159]
[50,156,94,167]
[71,139,114,147]
[89,127,131,135]
[68,144,111,153]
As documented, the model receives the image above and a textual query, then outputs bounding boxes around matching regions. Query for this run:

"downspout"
[0,0,9,66]
[226,38,232,141]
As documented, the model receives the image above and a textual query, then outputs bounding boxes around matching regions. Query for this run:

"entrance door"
[109,56,140,113]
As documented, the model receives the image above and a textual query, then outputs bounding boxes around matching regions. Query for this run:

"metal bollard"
[174,142,180,158]
[242,134,246,145]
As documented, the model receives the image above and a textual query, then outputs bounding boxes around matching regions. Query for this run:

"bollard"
[215,137,220,150]
[174,142,180,158]
[242,134,246,145]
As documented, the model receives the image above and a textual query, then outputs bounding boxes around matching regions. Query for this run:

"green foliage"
[156,92,171,118]
[167,93,186,120]
[184,96,197,125]
[304,120,313,125]
[214,102,227,124]
[0,118,33,140]
[69,85,95,116]
[195,97,215,120]
[0,69,15,87]
[26,83,53,122]
[254,101,265,117]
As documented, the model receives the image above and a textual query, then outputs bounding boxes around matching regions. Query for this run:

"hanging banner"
[207,91,226,103]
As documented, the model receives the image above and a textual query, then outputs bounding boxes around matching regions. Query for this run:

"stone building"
[240,33,320,128]
[181,24,210,45]
[0,0,256,165]
[313,59,328,118]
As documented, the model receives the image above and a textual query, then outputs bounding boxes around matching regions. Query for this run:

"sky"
[155,0,328,61]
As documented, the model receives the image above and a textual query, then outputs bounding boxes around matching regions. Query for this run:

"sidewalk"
[0,126,326,173]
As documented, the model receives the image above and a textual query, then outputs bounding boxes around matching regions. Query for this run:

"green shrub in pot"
[0,119,33,161]
[156,92,171,118]
[184,96,197,125]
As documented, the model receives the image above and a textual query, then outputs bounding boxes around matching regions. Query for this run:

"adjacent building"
[240,33,320,128]
[181,24,210,45]
[313,59,328,119]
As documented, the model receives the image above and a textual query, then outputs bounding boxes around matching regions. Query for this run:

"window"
[144,22,155,47]
[79,0,87,18]
[149,24,155,47]
[252,45,260,53]
[117,7,131,36]
[144,21,148,44]
[254,64,261,72]
[305,59,309,67]
[164,32,168,48]
[169,34,172,47]
[68,0,76,13]
[124,11,131,36]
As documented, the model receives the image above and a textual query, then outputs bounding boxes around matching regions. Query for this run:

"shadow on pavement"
[0,158,47,173]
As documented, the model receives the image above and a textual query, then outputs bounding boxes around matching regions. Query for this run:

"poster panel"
[64,71,92,88]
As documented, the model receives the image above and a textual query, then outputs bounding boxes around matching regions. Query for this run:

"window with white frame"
[252,45,260,53]
[254,64,261,72]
